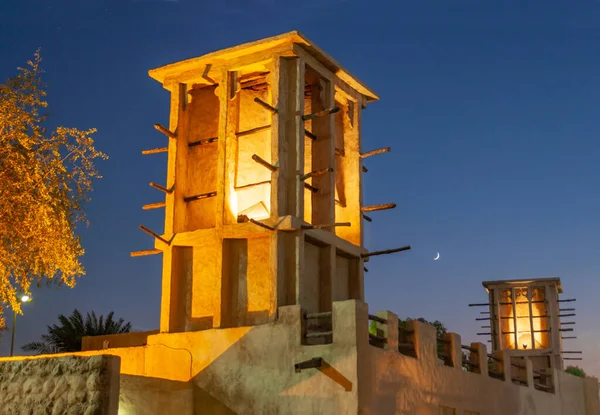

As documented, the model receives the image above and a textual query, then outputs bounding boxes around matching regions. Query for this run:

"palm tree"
[22,309,132,354]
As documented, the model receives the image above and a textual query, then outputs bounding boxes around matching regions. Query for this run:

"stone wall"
[0,354,120,415]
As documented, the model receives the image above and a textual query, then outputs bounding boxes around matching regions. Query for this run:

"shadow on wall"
[120,374,237,415]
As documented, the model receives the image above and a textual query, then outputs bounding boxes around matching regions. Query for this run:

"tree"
[22,309,132,354]
[565,365,586,378]
[0,51,107,328]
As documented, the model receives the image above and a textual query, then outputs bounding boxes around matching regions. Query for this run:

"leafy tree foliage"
[22,309,132,354]
[0,51,107,328]
[565,365,586,378]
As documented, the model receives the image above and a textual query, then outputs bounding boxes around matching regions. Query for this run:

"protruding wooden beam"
[237,214,275,231]
[559,314,576,318]
[149,182,174,194]
[361,203,396,213]
[142,202,166,210]
[362,166,368,173]
[561,322,576,325]
[558,298,576,303]
[154,124,176,139]
[560,308,575,312]
[184,191,217,203]
[254,97,278,114]
[304,130,317,140]
[294,357,322,373]
[139,225,170,245]
[563,351,583,354]
[301,222,351,230]
[360,147,391,159]
[142,147,168,155]
[362,214,372,222]
[563,357,583,361]
[364,267,369,272]
[189,137,218,148]
[236,125,271,137]
[130,249,162,257]
[300,168,333,181]
[302,106,340,121]
[562,336,577,339]
[252,154,278,172]
[304,183,318,193]
[469,303,490,307]
[361,245,411,259]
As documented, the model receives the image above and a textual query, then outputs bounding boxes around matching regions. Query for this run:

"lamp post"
[10,295,32,357]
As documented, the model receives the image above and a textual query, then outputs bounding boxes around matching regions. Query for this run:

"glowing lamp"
[20,295,31,303]
[518,332,533,350]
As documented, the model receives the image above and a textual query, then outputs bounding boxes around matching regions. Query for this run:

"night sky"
[1,0,599,376]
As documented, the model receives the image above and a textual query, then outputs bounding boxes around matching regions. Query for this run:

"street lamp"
[10,294,32,357]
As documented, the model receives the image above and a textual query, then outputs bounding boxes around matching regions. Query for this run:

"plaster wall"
[0,354,120,415]
[11,300,598,415]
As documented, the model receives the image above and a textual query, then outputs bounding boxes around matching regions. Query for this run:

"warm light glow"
[518,332,533,350]
[239,202,269,221]
[229,187,239,218]
[20,295,30,303]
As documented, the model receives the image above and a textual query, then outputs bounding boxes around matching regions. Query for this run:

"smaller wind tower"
[470,278,580,374]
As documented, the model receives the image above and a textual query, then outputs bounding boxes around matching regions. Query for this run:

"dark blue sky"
[1,0,599,375]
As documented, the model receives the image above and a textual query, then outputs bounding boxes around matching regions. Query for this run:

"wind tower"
[131,32,408,333]
[471,278,579,375]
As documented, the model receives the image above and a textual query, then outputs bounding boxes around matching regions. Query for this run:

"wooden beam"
[252,154,278,172]
[184,191,217,203]
[154,123,176,138]
[142,202,166,210]
[142,147,168,155]
[149,182,174,194]
[361,203,396,213]
[237,214,275,231]
[234,180,271,190]
[254,97,278,114]
[300,167,333,181]
[301,222,351,230]
[304,183,319,193]
[304,130,317,140]
[361,245,411,258]
[188,136,218,148]
[302,106,340,121]
[130,249,162,257]
[139,225,170,245]
[360,147,391,159]
[236,125,271,137]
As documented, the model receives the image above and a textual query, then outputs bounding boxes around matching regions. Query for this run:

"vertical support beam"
[222,70,240,226]
[212,69,231,327]
[526,358,534,388]
[511,287,518,350]
[160,83,186,333]
[545,283,563,370]
[169,83,188,234]
[310,73,335,227]
[528,286,535,350]
[268,56,305,308]
[333,91,362,246]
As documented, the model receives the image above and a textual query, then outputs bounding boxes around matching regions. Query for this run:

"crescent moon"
[434,252,440,260]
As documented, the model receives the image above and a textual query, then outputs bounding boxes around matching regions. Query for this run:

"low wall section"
[0,354,120,415]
